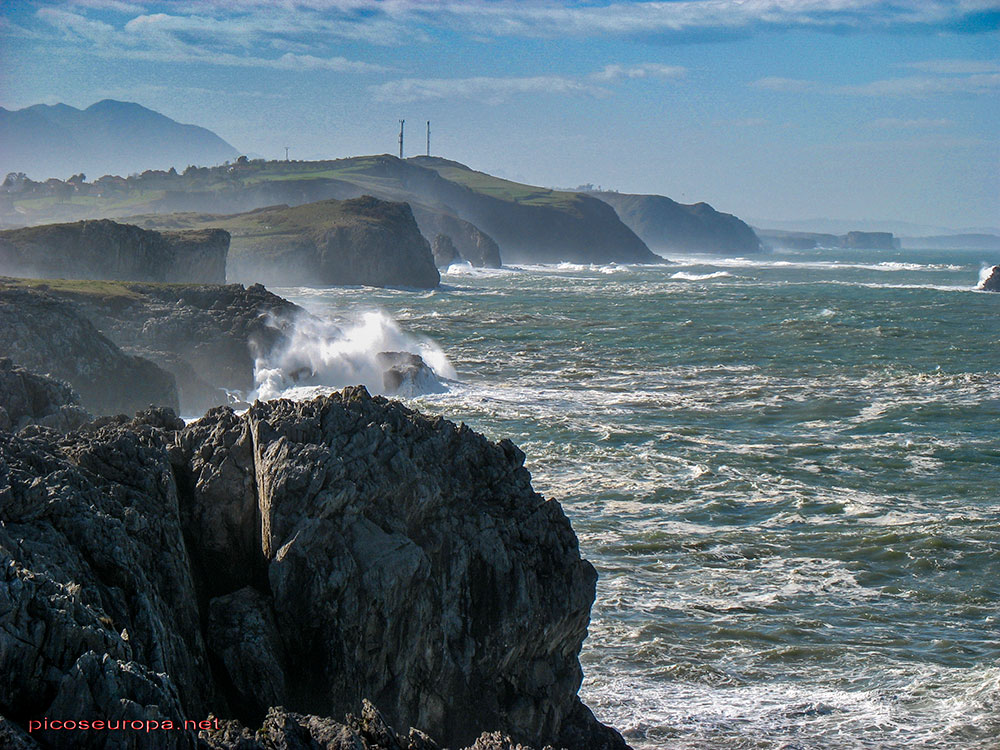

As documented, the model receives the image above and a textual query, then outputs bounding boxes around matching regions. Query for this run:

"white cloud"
[870,117,954,129]
[592,63,686,81]
[751,71,1000,97]
[750,77,819,92]
[837,73,1000,96]
[902,59,1000,74]
[370,75,605,104]
[35,7,387,73]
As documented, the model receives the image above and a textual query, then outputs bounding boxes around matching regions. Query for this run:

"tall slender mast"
[398,120,405,159]
[426,121,430,156]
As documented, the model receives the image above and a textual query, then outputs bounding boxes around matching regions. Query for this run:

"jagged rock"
[0,391,627,750]
[0,287,179,415]
[0,358,91,431]
[413,208,502,269]
[978,264,1000,291]
[0,279,299,415]
[0,219,228,284]
[430,233,461,268]
[375,352,445,396]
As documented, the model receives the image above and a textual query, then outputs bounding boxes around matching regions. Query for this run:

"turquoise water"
[273,247,1000,749]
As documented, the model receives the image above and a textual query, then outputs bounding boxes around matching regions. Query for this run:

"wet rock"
[376,351,445,396]
[978,264,999,291]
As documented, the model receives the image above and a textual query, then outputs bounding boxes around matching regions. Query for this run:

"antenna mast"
[426,121,430,156]
[284,146,289,162]
[398,120,405,159]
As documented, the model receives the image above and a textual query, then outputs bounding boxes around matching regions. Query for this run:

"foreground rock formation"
[0,219,228,283]
[0,388,627,750]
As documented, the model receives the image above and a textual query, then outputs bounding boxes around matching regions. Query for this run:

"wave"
[670,271,733,281]
[252,309,455,401]
[976,264,998,290]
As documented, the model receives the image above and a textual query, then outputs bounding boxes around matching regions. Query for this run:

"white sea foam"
[252,309,455,401]
[671,271,733,281]
[976,264,998,289]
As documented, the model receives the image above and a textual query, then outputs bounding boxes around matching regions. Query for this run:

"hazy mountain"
[0,100,240,180]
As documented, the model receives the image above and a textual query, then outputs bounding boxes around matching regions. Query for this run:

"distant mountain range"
[0,100,240,180]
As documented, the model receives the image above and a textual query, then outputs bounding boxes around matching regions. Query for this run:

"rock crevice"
[0,388,627,750]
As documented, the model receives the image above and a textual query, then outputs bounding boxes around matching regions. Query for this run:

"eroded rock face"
[0,219,228,284]
[0,389,627,750]
[431,233,461,268]
[0,287,179,415]
[0,358,91,431]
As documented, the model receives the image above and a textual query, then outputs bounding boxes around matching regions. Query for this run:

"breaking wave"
[252,309,455,401]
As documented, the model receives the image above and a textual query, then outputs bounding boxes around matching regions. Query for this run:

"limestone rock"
[0,219,228,284]
[0,358,91,431]
[430,233,461,268]
[1,390,628,750]
[0,287,179,415]
[375,351,445,396]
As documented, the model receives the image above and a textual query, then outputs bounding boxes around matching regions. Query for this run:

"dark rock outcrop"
[375,351,445,396]
[430,233,461,268]
[413,207,502,268]
[0,389,626,749]
[0,219,228,283]
[0,358,91,431]
[0,286,178,415]
[58,281,301,414]
[979,265,1000,291]
[592,191,762,255]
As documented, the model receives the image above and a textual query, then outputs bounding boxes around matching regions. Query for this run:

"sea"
[260,246,999,750]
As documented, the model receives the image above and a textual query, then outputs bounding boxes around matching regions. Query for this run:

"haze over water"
[272,246,999,749]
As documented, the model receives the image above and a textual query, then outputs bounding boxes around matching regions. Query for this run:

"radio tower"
[426,121,430,156]
[398,120,405,159]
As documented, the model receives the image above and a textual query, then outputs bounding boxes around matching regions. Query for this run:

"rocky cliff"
[135,196,441,289]
[0,388,627,750]
[591,191,762,255]
[0,285,179,415]
[0,219,228,283]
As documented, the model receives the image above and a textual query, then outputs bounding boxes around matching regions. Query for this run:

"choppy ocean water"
[269,247,1000,749]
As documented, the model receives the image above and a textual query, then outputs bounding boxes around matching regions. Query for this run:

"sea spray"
[252,308,455,401]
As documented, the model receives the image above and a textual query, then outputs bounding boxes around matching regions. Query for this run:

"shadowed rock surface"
[591,191,762,256]
[430,233,461,268]
[0,279,300,415]
[0,286,178,415]
[0,358,91,431]
[977,264,999,291]
[0,219,228,284]
[0,388,628,750]
[413,208,502,269]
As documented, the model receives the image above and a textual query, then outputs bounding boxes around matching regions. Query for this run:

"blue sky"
[2,0,998,230]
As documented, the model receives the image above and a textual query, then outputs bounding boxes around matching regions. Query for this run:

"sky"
[1,0,998,231]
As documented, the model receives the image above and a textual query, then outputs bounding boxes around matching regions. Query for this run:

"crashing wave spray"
[252,309,456,401]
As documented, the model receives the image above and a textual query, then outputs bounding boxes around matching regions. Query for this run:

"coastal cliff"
[0,388,628,750]
[0,219,228,283]
[591,191,762,255]
[135,195,441,289]
[0,285,179,415]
